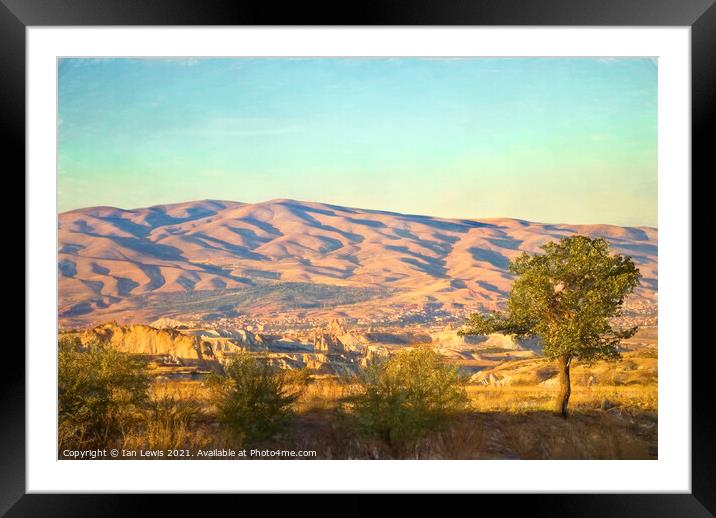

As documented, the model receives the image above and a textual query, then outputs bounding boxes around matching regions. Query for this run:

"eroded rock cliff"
[81,322,226,370]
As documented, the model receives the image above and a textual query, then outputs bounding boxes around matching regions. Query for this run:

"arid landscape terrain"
[58,199,658,460]
[58,198,657,328]
[55,57,659,465]
[58,319,657,459]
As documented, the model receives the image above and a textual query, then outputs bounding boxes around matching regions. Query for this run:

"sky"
[58,57,657,226]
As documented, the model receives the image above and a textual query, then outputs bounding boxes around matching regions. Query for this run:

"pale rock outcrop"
[149,317,191,329]
[262,351,358,375]
[185,327,267,352]
[327,318,347,336]
[229,328,268,351]
[313,332,347,354]
[312,319,351,354]
[471,372,512,386]
[81,322,226,370]
[439,330,543,352]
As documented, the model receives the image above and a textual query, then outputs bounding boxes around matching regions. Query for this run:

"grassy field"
[58,331,657,460]
[93,358,656,460]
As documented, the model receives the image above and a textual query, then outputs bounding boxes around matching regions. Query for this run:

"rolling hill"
[58,199,657,326]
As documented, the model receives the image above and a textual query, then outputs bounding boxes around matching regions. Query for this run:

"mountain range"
[58,199,657,326]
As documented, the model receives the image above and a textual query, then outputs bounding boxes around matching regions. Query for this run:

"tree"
[459,236,641,417]
[206,353,308,442]
[350,346,469,453]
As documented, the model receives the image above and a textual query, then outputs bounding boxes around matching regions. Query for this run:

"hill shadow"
[468,248,511,269]
[385,244,448,278]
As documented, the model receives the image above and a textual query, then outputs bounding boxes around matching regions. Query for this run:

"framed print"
[7,0,710,514]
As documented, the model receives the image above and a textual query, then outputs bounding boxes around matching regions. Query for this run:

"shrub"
[58,336,150,450]
[207,354,308,442]
[349,346,469,451]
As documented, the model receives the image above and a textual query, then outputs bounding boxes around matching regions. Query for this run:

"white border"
[27,27,691,493]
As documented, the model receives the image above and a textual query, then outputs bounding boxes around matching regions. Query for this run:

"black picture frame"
[5,0,708,514]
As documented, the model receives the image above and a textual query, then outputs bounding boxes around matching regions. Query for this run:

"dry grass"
[61,350,658,460]
[112,381,209,454]
[295,376,350,413]
[466,384,657,414]
[267,406,656,460]
[121,372,656,460]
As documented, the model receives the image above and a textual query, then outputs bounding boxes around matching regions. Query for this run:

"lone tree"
[459,235,641,417]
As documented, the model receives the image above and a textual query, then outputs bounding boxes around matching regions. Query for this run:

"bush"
[58,336,150,450]
[207,354,308,442]
[349,346,469,451]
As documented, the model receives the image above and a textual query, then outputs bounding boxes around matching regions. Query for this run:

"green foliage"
[460,236,641,363]
[130,282,389,315]
[349,346,469,450]
[58,336,150,449]
[207,353,308,441]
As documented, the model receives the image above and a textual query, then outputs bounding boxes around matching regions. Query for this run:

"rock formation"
[313,332,346,354]
[81,322,227,370]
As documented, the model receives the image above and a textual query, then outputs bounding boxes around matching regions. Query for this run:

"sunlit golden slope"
[58,199,657,322]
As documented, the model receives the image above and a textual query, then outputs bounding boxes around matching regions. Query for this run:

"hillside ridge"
[58,199,658,326]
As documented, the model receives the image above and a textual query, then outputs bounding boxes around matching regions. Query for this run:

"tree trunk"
[556,355,572,418]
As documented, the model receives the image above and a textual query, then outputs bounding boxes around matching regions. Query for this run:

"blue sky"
[58,57,657,226]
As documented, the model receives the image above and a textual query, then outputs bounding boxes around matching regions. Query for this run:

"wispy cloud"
[171,117,305,138]
[177,127,304,138]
